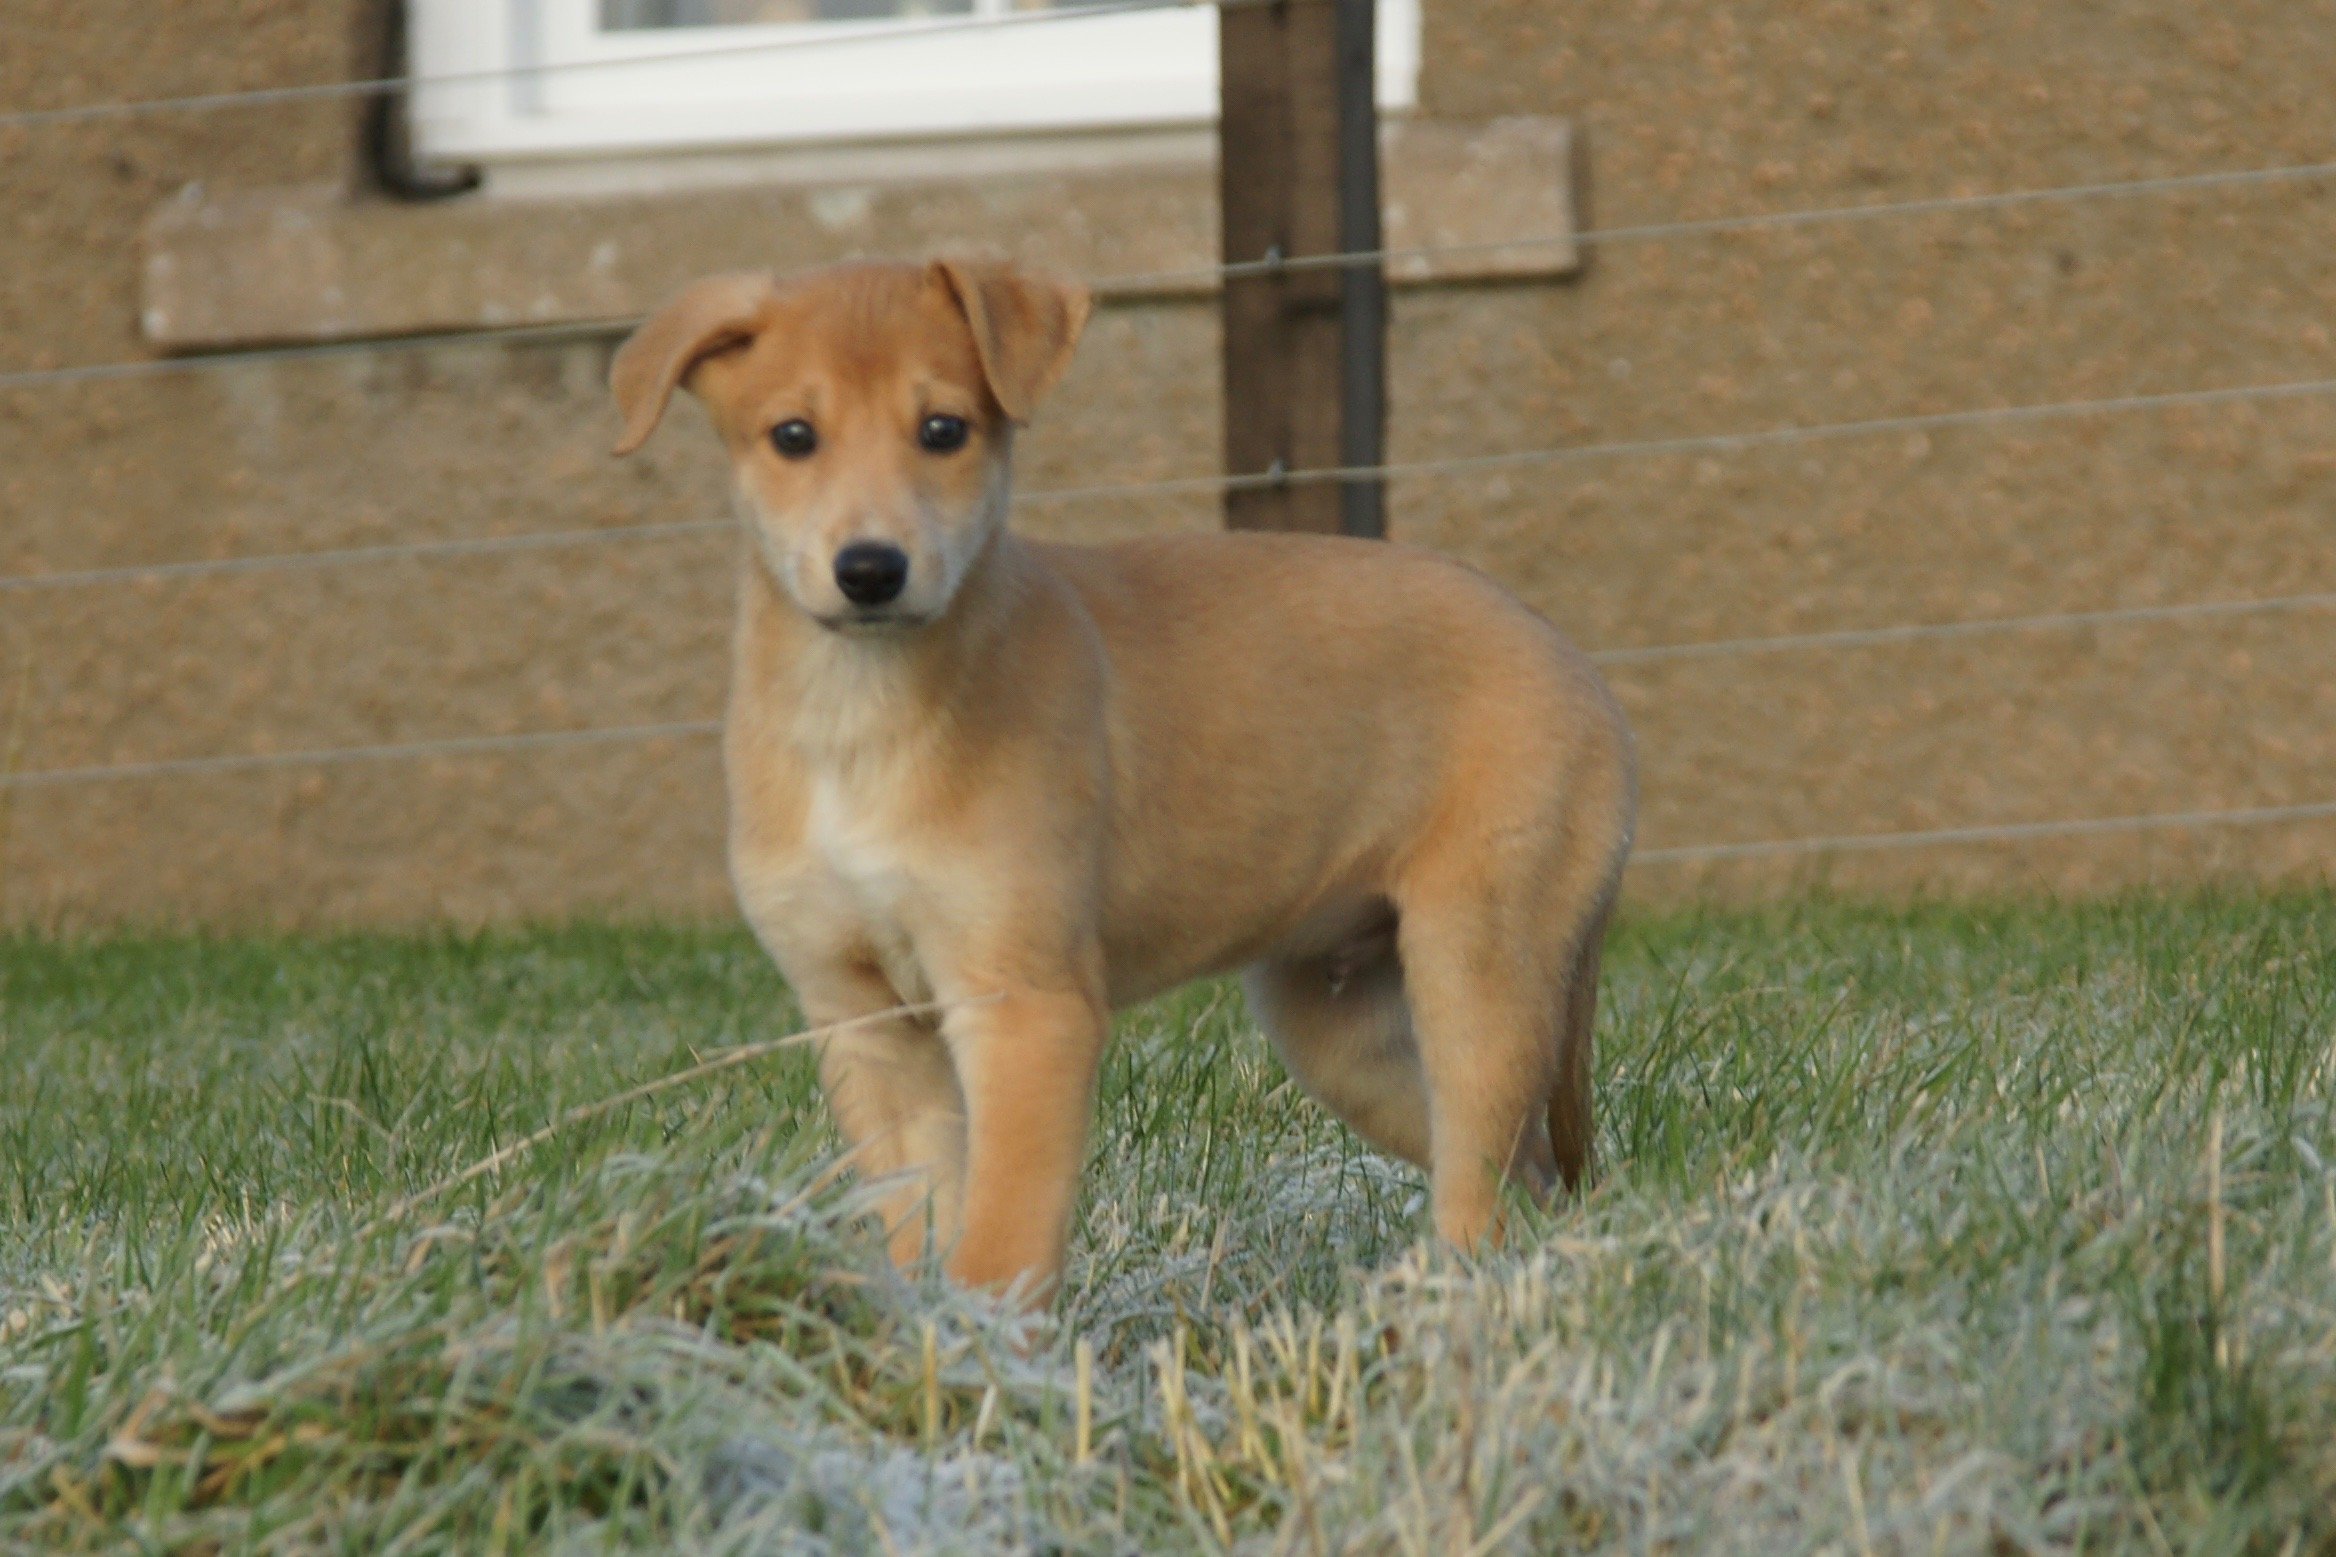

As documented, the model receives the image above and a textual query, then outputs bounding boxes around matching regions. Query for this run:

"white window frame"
[407,0,1421,165]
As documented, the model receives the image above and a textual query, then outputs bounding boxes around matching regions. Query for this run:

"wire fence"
[5,14,2335,874]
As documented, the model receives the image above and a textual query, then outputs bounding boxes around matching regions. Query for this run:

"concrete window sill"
[139,116,1577,351]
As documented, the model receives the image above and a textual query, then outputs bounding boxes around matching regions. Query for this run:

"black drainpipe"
[364,1,483,200]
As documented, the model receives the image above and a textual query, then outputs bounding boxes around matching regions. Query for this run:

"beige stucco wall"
[5,0,2334,925]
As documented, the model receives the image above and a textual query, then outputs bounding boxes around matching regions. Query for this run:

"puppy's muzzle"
[834,542,910,608]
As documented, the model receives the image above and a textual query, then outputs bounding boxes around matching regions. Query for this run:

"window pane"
[600,0,973,27]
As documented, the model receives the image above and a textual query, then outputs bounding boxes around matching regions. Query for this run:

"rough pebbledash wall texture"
[4,0,2335,926]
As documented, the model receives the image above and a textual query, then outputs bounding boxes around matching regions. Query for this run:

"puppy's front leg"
[791,962,969,1272]
[942,983,1107,1304]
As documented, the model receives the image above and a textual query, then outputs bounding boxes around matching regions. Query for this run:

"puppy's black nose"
[833,542,909,607]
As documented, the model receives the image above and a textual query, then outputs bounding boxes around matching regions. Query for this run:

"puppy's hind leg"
[1395,901,1565,1252]
[1245,940,1431,1170]
[1397,827,1623,1252]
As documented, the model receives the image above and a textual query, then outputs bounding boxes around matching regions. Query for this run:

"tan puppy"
[611,260,1635,1303]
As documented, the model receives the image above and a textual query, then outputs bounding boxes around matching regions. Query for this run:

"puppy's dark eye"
[918,414,971,454]
[771,419,818,459]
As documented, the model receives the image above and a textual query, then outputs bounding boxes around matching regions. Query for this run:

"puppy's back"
[1042,529,1606,719]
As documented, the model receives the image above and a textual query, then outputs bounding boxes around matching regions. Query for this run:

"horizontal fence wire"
[0,0,1283,133]
[12,370,2336,596]
[9,500,2334,670]
[1587,588,2336,667]
[0,723,724,791]
[1113,153,2336,290]
[1212,373,2336,494]
[11,585,2336,788]
[7,717,2332,868]
[1632,800,2336,866]
[8,154,2336,397]
[0,519,731,594]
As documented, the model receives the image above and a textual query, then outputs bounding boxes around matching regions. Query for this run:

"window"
[407,0,1421,165]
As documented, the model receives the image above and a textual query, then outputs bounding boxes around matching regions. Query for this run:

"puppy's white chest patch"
[804,770,933,1004]
[806,773,900,895]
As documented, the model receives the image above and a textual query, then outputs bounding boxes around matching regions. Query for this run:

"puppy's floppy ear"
[609,271,777,456]
[932,259,1094,424]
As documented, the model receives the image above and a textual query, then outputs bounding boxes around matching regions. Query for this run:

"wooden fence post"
[1218,0,1387,537]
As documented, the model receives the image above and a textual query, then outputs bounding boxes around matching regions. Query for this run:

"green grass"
[2,897,2333,1552]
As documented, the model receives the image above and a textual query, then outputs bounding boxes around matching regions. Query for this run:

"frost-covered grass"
[2,898,2333,1552]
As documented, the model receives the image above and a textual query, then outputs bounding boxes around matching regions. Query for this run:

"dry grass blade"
[371,996,990,1227]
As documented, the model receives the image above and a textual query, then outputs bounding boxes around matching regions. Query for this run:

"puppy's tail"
[1547,903,1608,1193]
